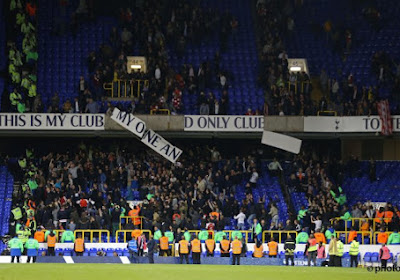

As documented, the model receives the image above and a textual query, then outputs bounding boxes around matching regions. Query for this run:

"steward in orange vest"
[377,230,388,244]
[375,207,384,224]
[348,228,358,243]
[131,228,142,240]
[178,236,190,264]
[205,237,215,257]
[253,241,264,258]
[191,237,202,264]
[129,206,141,226]
[231,237,242,265]
[46,231,57,256]
[268,238,278,258]
[220,236,230,257]
[314,230,327,244]
[159,235,170,256]
[34,228,45,243]
[74,234,85,256]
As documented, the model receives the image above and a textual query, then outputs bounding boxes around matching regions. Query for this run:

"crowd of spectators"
[285,149,400,243]
[6,139,400,244]
[10,142,277,238]
[5,0,39,113]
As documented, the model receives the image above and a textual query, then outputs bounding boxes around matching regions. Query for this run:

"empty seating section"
[37,0,116,108]
[0,166,13,252]
[288,0,400,107]
[342,161,400,206]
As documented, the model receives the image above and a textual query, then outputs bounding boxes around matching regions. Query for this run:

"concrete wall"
[341,139,400,160]
[264,116,304,132]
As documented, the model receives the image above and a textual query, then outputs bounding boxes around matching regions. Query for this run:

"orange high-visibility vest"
[315,232,327,244]
[253,244,263,258]
[384,211,393,223]
[191,239,201,253]
[220,240,230,253]
[361,222,370,236]
[375,211,384,223]
[131,229,142,240]
[348,231,357,243]
[377,232,388,244]
[179,240,189,254]
[159,236,169,250]
[231,240,242,254]
[205,239,215,253]
[47,235,57,248]
[130,208,141,225]
[34,231,45,243]
[74,238,84,252]
[268,241,278,256]
[210,212,220,220]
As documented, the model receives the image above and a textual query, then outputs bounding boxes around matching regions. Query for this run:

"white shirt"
[249,172,259,183]
[313,219,322,231]
[234,212,246,224]
[155,68,161,80]
[220,75,226,86]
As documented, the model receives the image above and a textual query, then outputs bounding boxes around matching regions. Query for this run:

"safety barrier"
[286,81,311,95]
[373,231,394,245]
[186,230,215,240]
[119,216,143,230]
[115,229,152,243]
[331,217,375,232]
[51,230,65,241]
[223,230,252,242]
[317,111,337,116]
[262,231,297,244]
[74,230,110,243]
[103,79,149,98]
[150,109,171,115]
[335,231,372,244]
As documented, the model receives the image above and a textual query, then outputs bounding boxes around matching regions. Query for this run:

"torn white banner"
[261,131,302,154]
[141,129,183,163]
[111,108,146,138]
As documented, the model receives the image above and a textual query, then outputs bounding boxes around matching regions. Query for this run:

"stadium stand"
[2,0,400,273]
[287,0,400,114]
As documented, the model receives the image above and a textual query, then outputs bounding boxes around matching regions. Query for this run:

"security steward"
[253,240,264,258]
[9,234,24,263]
[191,236,202,264]
[178,236,190,264]
[74,233,85,256]
[34,227,45,243]
[128,236,138,263]
[25,237,39,263]
[220,236,230,257]
[205,235,216,257]
[159,233,170,257]
[46,230,57,256]
[231,236,242,265]
[284,236,296,266]
[349,239,360,267]
[267,237,278,258]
